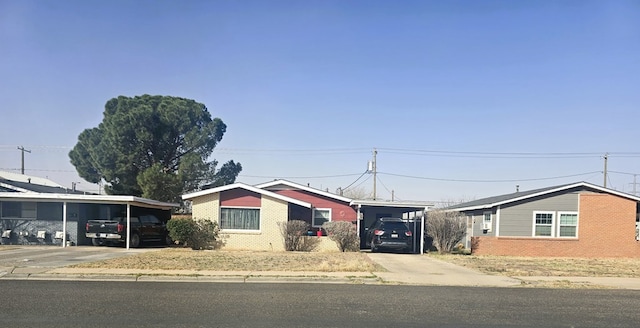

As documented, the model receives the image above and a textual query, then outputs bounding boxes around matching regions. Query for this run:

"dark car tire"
[164,234,173,246]
[129,233,141,248]
[91,238,102,246]
[370,240,378,253]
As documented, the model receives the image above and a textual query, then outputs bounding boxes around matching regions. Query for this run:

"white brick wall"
[190,192,339,252]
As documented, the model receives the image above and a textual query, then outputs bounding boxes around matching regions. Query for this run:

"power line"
[238,173,364,179]
[341,170,369,191]
[378,171,602,183]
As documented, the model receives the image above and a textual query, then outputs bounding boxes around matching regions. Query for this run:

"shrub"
[167,217,221,250]
[322,221,359,252]
[278,220,319,252]
[425,209,466,254]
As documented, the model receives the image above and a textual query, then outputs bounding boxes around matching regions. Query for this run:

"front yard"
[432,254,640,278]
[70,248,383,272]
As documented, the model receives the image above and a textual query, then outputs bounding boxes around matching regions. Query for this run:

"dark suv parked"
[365,217,412,252]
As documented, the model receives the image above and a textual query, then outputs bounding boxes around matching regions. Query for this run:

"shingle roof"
[446,181,640,211]
[0,178,90,195]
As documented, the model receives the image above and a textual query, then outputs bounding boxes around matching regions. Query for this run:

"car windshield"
[381,222,407,230]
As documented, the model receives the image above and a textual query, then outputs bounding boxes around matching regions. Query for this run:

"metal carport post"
[126,203,131,249]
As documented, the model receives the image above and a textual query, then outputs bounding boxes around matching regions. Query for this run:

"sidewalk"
[2,252,640,289]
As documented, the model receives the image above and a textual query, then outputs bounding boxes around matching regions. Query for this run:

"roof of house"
[0,178,88,195]
[0,171,64,187]
[0,192,178,210]
[182,182,312,208]
[255,179,353,203]
[446,181,640,212]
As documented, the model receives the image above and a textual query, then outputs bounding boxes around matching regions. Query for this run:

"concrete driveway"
[0,245,160,276]
[368,252,521,287]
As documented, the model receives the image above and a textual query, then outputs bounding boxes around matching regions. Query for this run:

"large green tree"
[69,95,242,202]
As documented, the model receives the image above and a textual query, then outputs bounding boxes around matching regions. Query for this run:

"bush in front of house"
[278,220,319,252]
[425,209,466,254]
[167,217,221,250]
[322,221,359,252]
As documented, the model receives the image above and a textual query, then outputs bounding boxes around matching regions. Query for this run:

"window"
[220,208,260,230]
[534,212,554,237]
[313,208,331,227]
[1,202,36,219]
[482,211,492,231]
[558,212,578,237]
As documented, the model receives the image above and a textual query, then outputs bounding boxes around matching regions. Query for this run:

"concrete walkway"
[368,252,521,287]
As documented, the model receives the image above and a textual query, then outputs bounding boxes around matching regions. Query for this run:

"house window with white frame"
[220,207,260,230]
[482,211,492,231]
[534,212,554,237]
[558,212,578,237]
[313,208,331,227]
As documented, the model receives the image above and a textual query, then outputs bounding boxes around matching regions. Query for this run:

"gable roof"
[446,181,640,212]
[255,179,353,203]
[182,182,312,208]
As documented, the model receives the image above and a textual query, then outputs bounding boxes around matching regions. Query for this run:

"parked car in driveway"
[86,215,171,247]
[365,217,413,252]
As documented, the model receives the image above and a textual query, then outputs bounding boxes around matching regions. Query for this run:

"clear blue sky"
[1,0,639,202]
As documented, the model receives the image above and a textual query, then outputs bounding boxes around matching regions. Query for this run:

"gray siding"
[498,192,579,237]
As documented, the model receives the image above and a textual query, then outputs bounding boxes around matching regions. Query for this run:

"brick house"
[182,180,432,252]
[446,182,640,257]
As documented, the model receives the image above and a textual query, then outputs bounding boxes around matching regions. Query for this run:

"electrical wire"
[378,171,602,183]
[341,170,369,191]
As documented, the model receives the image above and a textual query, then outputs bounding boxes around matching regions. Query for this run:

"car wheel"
[129,233,141,248]
[370,239,377,253]
[164,234,173,246]
[91,238,102,246]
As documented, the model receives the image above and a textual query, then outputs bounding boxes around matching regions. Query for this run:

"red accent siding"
[220,189,261,207]
[471,193,640,258]
[270,189,356,222]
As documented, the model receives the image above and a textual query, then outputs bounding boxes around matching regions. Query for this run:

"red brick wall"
[471,193,640,258]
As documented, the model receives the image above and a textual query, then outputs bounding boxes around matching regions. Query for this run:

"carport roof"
[350,199,433,209]
[0,192,178,210]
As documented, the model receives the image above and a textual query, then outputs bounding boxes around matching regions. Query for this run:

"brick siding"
[472,193,640,257]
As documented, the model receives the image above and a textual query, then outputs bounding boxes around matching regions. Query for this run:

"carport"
[350,200,433,254]
[0,192,177,249]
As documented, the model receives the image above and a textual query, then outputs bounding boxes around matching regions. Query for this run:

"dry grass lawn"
[70,248,383,272]
[432,254,640,278]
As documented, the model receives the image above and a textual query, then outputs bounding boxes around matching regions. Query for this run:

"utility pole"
[372,148,377,200]
[17,146,31,174]
[603,153,608,188]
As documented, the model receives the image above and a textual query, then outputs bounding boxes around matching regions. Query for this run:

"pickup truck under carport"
[85,215,171,247]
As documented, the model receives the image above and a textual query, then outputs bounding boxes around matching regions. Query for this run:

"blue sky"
[1,0,639,202]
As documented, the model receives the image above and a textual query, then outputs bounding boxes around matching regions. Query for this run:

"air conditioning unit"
[482,222,492,231]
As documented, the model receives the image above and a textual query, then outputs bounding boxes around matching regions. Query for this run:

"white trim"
[183,182,311,208]
[312,208,332,227]
[256,180,353,203]
[557,211,579,238]
[533,211,555,237]
[495,206,501,236]
[449,182,640,212]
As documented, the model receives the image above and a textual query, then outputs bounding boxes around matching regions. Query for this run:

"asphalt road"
[2,281,639,327]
